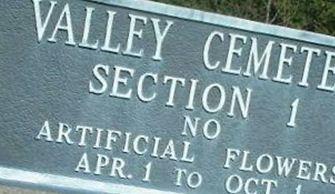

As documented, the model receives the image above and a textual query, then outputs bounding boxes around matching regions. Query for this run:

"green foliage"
[153,0,335,36]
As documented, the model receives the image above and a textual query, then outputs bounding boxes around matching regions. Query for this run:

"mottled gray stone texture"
[0,0,335,194]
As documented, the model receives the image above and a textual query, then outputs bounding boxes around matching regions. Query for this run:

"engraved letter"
[110,66,135,99]
[318,51,335,92]
[202,83,225,113]
[36,120,53,141]
[94,154,109,175]
[224,148,241,169]
[228,87,252,119]
[101,11,120,53]
[123,14,147,57]
[79,7,99,49]
[163,76,185,107]
[298,47,321,87]
[182,115,200,137]
[203,31,224,70]
[76,125,93,147]
[31,0,57,42]
[56,122,74,144]
[89,64,109,94]
[276,156,296,177]
[48,3,75,45]
[273,43,297,84]
[151,18,174,61]
[222,33,247,75]
[137,72,158,102]
[243,38,274,80]
[75,152,91,173]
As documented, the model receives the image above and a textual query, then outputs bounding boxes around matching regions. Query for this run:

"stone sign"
[1,0,335,193]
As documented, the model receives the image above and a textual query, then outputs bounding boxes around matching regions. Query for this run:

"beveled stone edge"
[0,166,183,194]
[85,0,335,48]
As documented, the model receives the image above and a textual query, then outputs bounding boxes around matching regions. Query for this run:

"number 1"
[142,162,152,182]
[296,184,302,194]
[287,98,299,128]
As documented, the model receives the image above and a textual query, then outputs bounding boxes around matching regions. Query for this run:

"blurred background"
[153,0,335,36]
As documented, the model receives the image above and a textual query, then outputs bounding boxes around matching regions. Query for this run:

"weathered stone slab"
[0,0,335,193]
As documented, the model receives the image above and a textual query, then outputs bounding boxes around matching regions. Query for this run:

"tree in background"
[153,0,335,36]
